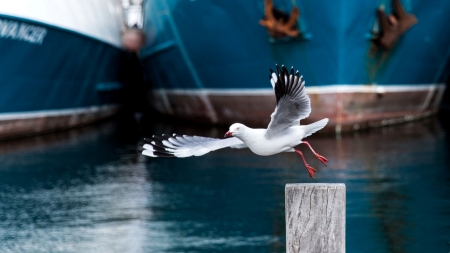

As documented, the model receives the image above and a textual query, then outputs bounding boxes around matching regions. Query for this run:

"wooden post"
[285,183,346,253]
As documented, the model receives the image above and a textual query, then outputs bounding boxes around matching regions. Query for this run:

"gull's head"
[224,123,246,138]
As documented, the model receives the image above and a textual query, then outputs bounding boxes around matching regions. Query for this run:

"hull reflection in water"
[0,123,151,252]
[0,117,449,252]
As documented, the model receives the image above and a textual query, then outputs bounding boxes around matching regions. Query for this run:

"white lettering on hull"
[0,18,47,45]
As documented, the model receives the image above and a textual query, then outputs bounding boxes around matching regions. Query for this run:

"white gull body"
[142,65,329,178]
[225,122,327,156]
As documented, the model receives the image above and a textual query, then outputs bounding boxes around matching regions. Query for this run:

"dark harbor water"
[0,115,449,253]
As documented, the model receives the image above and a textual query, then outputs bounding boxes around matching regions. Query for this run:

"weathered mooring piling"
[285,183,346,253]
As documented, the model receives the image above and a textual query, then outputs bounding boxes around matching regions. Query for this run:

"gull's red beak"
[224,131,233,138]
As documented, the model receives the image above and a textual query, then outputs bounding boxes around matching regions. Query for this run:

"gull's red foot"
[295,149,317,179]
[302,141,328,166]
[305,164,317,179]
[316,154,328,166]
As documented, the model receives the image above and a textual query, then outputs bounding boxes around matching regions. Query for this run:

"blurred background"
[0,0,449,252]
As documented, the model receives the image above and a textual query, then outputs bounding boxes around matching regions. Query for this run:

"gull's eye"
[237,127,240,130]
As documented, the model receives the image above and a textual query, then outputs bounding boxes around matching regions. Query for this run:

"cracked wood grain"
[286,183,346,253]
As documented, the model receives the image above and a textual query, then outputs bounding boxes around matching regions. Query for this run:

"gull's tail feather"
[303,118,328,138]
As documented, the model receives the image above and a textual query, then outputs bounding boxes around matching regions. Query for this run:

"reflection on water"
[0,117,449,253]
[0,123,150,253]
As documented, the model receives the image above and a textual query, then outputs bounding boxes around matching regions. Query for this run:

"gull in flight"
[142,65,329,178]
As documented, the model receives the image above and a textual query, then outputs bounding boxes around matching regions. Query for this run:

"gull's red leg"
[302,141,328,166]
[295,150,317,179]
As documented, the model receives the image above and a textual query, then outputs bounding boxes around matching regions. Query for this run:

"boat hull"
[0,105,118,139]
[141,0,450,132]
[0,0,125,138]
[150,85,444,132]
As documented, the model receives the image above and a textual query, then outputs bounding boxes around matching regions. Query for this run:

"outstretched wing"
[265,65,311,137]
[142,134,247,158]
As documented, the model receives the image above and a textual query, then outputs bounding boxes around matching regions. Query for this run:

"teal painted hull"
[0,15,124,113]
[140,0,449,131]
[141,0,450,89]
[0,15,126,138]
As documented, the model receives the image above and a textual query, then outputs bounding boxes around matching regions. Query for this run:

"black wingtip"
[282,65,288,75]
[151,144,167,153]
[276,64,282,75]
[149,139,166,149]
[270,64,307,105]
[143,135,178,158]
[152,151,175,158]
[152,135,170,142]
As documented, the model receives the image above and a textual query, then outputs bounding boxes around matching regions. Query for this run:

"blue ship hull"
[141,0,450,132]
[0,13,125,138]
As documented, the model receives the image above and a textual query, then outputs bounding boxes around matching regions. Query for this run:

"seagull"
[142,65,329,178]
